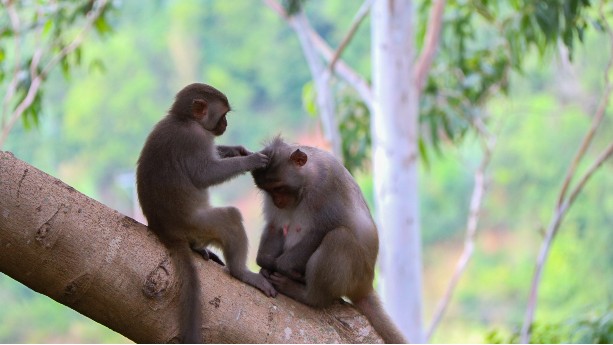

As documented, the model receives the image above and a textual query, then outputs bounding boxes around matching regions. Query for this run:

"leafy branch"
[0,0,114,148]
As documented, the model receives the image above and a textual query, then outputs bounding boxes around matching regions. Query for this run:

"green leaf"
[94,17,113,35]
[535,2,559,42]
[301,81,317,117]
[74,46,82,66]
[42,20,54,36]
[418,137,431,170]
[88,59,106,73]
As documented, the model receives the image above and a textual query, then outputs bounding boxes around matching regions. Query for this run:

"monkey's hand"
[245,152,269,170]
[267,272,306,298]
[217,145,252,158]
[274,254,306,283]
[256,253,277,272]
[235,146,252,156]
[259,268,273,279]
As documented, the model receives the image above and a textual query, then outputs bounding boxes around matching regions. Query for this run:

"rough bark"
[0,150,383,344]
[371,0,424,342]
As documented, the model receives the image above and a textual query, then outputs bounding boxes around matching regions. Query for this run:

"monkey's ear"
[192,99,208,120]
[290,149,308,167]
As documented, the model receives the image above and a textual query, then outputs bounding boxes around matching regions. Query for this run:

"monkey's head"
[252,137,308,209]
[170,83,231,136]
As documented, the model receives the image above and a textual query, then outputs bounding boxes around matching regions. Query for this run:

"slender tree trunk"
[371,0,423,342]
[0,150,383,343]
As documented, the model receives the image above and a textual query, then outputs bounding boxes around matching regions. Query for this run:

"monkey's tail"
[164,238,202,343]
[354,291,409,344]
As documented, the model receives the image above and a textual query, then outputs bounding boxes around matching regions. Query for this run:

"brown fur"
[136,83,276,343]
[252,137,408,344]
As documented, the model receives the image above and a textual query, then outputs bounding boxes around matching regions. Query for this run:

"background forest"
[1,0,612,343]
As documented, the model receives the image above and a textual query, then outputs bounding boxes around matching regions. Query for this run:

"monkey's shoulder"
[145,117,214,154]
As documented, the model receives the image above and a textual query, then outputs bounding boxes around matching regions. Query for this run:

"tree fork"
[0,150,383,343]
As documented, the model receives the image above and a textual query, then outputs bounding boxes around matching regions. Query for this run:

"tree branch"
[555,17,613,209]
[305,18,373,108]
[287,12,342,158]
[425,119,496,341]
[0,150,383,343]
[262,0,288,19]
[520,141,613,344]
[263,0,373,108]
[328,0,374,73]
[520,2,613,341]
[414,0,446,93]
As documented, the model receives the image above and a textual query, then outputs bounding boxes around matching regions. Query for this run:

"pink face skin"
[267,185,296,209]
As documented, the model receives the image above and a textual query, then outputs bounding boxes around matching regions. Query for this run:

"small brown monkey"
[252,137,407,344]
[136,83,276,343]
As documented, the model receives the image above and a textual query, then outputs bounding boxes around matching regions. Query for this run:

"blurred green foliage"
[0,0,612,343]
[486,306,613,343]
[418,0,598,163]
[302,0,600,174]
[0,274,128,343]
[0,0,116,131]
[337,86,371,173]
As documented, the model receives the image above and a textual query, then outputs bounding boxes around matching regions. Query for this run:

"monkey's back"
[306,146,379,257]
[136,116,211,230]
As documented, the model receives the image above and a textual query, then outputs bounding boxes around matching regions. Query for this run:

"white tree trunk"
[371,0,424,342]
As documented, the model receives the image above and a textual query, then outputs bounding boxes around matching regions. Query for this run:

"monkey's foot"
[283,269,306,284]
[236,270,278,298]
[193,248,225,266]
[268,272,306,300]
[260,268,273,279]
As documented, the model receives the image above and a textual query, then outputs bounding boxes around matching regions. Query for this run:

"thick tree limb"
[0,151,383,343]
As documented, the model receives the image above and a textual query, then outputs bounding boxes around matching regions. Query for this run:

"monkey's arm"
[190,153,268,188]
[274,229,326,280]
[256,223,285,272]
[217,145,251,158]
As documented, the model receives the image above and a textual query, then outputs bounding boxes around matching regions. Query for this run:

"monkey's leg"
[269,227,359,307]
[274,227,325,282]
[256,223,285,273]
[189,206,277,297]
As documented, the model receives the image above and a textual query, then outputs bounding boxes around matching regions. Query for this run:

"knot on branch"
[63,273,93,305]
[143,257,171,299]
[36,204,68,248]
